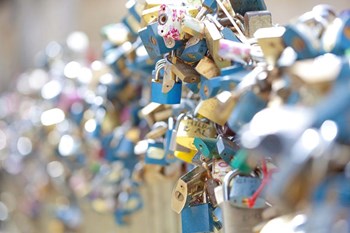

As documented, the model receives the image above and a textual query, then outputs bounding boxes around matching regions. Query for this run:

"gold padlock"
[254,27,286,66]
[195,91,237,126]
[171,165,207,213]
[175,116,216,150]
[139,103,172,127]
[195,56,221,79]
[171,56,201,83]
[204,19,231,68]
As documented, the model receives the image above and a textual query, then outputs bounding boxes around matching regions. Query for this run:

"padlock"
[199,65,248,99]
[170,56,201,83]
[139,102,172,127]
[195,56,221,79]
[221,170,267,233]
[254,26,286,66]
[181,15,206,37]
[204,19,232,68]
[145,140,168,165]
[139,22,184,59]
[227,90,267,133]
[180,37,208,63]
[194,137,219,159]
[216,136,239,164]
[196,91,237,126]
[174,146,197,163]
[150,60,182,104]
[157,4,199,46]
[229,0,267,16]
[244,10,272,38]
[171,165,207,213]
[176,115,217,150]
[181,203,214,233]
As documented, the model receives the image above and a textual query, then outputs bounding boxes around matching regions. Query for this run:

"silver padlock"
[221,170,267,233]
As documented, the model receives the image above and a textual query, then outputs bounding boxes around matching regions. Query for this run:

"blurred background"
[0,0,348,233]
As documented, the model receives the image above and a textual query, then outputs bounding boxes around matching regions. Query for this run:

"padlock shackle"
[223,169,241,201]
[223,169,261,201]
[154,59,166,82]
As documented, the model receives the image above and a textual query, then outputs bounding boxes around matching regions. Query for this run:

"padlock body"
[151,80,182,104]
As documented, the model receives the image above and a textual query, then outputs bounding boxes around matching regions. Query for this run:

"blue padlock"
[151,62,182,105]
[227,90,267,133]
[145,140,168,165]
[139,22,184,59]
[181,203,214,233]
[199,65,247,99]
[283,25,319,60]
[230,0,267,16]
[180,38,208,63]
[216,136,240,164]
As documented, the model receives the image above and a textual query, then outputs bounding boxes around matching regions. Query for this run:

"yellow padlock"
[174,148,197,163]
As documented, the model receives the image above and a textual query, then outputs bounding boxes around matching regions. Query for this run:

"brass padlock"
[175,115,217,150]
[195,56,221,79]
[195,91,236,126]
[171,56,201,83]
[254,27,286,66]
[139,103,172,127]
[171,165,207,213]
[204,19,232,68]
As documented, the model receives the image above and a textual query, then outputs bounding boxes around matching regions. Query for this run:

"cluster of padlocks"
[1,0,350,232]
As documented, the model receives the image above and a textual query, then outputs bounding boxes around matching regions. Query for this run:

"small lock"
[194,137,219,159]
[180,37,208,63]
[221,170,267,233]
[171,57,201,83]
[139,22,184,59]
[181,203,215,233]
[216,136,240,165]
[151,60,182,104]
[145,140,168,165]
[199,65,247,99]
[196,91,237,126]
[171,165,207,213]
[175,115,217,150]
[195,56,221,79]
[204,19,232,68]
[254,26,286,66]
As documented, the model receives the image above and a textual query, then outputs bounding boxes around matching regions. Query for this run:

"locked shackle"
[154,59,167,82]
[223,169,261,201]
